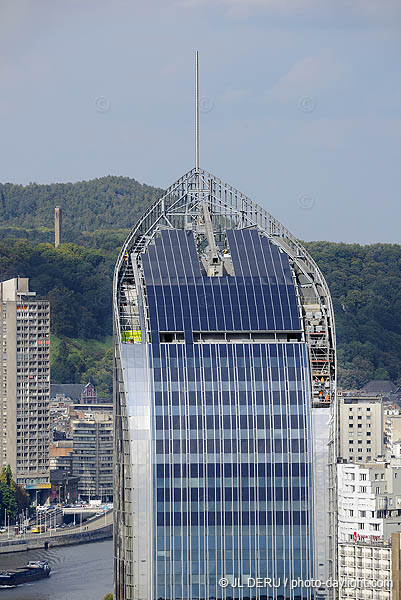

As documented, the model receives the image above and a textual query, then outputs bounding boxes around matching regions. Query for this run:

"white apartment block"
[338,541,391,600]
[0,278,50,494]
[386,413,401,458]
[338,533,401,600]
[339,396,384,463]
[338,462,401,544]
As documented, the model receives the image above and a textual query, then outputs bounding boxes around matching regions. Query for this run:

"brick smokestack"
[55,206,62,247]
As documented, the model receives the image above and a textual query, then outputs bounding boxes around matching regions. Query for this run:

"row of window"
[155,439,306,454]
[151,343,305,361]
[156,532,311,549]
[156,486,308,501]
[154,380,305,393]
[353,522,381,531]
[155,414,305,429]
[153,365,303,381]
[156,510,309,526]
[343,485,382,493]
[344,472,384,480]
[156,462,308,477]
[151,355,305,369]
[154,392,306,409]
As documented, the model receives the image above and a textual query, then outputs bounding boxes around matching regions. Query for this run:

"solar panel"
[142,228,301,334]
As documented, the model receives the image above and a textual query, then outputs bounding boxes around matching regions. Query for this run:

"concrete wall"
[0,524,112,554]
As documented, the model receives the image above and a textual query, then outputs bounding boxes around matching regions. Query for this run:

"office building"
[71,412,113,500]
[0,277,50,497]
[339,396,384,463]
[113,165,336,599]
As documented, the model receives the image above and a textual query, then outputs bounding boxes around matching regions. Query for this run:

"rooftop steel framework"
[114,166,337,400]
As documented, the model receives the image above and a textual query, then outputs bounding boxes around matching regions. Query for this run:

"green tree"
[14,484,30,513]
[0,465,13,487]
[0,176,162,235]
[0,466,19,522]
[374,368,390,380]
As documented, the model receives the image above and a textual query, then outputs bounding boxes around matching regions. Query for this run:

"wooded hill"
[0,176,400,392]
[0,176,162,240]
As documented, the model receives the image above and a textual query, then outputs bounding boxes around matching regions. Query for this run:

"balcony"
[375,496,388,510]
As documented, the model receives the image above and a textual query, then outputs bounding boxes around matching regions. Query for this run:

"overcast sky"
[1,0,401,243]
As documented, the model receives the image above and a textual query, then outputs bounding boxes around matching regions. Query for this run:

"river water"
[0,539,113,600]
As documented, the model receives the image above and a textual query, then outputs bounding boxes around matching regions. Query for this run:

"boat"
[0,560,51,586]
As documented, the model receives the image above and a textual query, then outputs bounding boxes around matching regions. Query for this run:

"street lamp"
[4,509,10,539]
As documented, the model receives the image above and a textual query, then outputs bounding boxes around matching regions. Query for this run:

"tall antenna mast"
[195,50,199,172]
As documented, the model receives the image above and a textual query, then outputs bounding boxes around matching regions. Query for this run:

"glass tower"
[113,169,336,600]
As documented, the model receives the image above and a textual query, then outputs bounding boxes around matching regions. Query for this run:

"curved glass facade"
[113,168,336,600]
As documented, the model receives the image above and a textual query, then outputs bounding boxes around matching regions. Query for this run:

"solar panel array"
[142,228,301,336]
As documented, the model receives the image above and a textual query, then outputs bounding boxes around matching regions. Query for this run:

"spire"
[195,50,199,173]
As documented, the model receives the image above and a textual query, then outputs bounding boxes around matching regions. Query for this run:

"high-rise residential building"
[338,540,392,600]
[0,277,50,497]
[113,166,336,599]
[339,396,384,463]
[337,462,401,600]
[71,412,113,501]
[385,413,401,457]
[338,462,401,544]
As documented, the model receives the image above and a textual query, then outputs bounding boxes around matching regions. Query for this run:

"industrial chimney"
[55,206,62,247]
